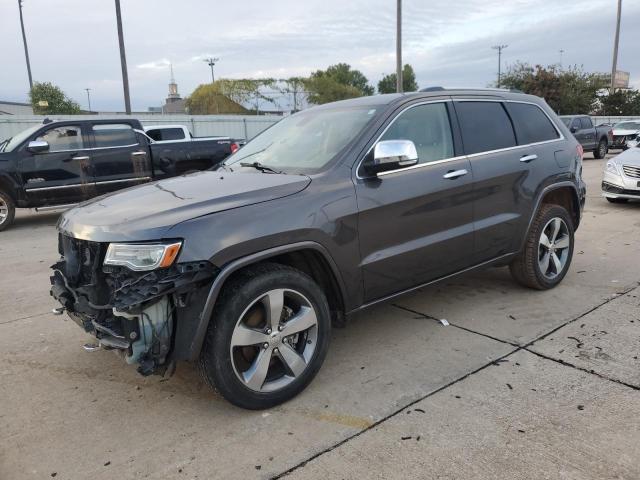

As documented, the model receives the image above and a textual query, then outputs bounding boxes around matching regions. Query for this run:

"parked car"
[602,146,640,203]
[50,90,585,409]
[610,120,640,150]
[143,124,243,147]
[0,119,241,231]
[559,115,612,158]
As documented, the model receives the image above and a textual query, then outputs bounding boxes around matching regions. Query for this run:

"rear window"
[92,124,137,148]
[505,103,560,145]
[146,127,185,141]
[455,101,516,154]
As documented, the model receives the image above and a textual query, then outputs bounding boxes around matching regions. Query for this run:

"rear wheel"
[593,140,607,159]
[606,197,628,204]
[0,191,16,232]
[510,204,574,290]
[198,263,331,409]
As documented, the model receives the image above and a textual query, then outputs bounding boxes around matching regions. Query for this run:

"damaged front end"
[50,234,218,376]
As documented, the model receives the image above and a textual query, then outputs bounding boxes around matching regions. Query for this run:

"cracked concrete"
[1,154,639,479]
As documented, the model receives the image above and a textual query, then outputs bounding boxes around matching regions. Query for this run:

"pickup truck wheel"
[593,140,607,159]
[0,191,16,232]
[509,204,574,290]
[198,263,331,409]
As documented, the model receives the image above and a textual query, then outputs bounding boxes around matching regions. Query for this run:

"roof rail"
[419,87,525,93]
[419,86,446,92]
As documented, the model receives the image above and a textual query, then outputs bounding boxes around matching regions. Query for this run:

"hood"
[58,170,310,242]
[611,147,640,166]
[612,129,640,136]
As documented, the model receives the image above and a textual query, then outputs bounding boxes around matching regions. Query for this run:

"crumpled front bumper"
[602,169,640,199]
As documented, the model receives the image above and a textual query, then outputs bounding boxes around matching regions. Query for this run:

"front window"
[560,117,572,127]
[36,126,84,152]
[225,106,378,174]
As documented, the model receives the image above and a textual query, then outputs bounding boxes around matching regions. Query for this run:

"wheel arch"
[187,241,347,360]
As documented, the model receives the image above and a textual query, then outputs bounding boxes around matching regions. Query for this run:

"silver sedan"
[602,147,640,203]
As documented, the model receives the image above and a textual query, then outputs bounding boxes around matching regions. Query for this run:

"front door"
[354,101,475,302]
[20,124,94,205]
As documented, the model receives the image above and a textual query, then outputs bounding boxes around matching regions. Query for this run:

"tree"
[499,63,607,114]
[279,77,308,112]
[186,79,277,114]
[377,64,419,93]
[29,82,81,114]
[304,63,374,104]
[596,89,640,116]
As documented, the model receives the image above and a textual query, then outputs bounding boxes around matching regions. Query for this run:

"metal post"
[610,0,622,94]
[85,88,92,113]
[492,45,508,88]
[115,0,131,114]
[396,0,403,93]
[204,58,219,83]
[18,0,33,93]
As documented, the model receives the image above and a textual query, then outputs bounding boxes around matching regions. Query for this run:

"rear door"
[88,122,152,195]
[20,124,94,205]
[579,117,596,149]
[355,100,475,301]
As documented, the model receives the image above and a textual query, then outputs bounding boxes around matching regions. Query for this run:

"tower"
[167,63,181,104]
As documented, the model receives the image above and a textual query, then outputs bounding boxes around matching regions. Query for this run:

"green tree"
[304,63,374,104]
[596,89,640,116]
[186,79,277,114]
[499,63,607,114]
[377,64,419,94]
[29,82,81,114]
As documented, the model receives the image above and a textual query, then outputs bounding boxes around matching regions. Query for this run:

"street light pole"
[610,0,622,94]
[17,0,33,93]
[114,0,131,114]
[85,88,92,113]
[204,57,219,83]
[492,44,508,88]
[396,0,403,93]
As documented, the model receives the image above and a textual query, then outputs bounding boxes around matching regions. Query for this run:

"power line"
[17,0,33,93]
[491,44,508,88]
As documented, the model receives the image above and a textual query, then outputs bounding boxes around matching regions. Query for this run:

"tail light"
[576,144,583,160]
[230,142,239,154]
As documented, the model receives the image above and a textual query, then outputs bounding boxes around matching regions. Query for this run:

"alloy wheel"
[0,197,8,224]
[538,217,571,280]
[230,288,318,393]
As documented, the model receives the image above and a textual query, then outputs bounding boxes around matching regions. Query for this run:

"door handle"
[443,169,468,179]
[64,155,90,163]
[520,154,538,163]
[131,151,147,157]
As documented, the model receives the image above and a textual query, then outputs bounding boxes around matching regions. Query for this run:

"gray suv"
[50,89,586,409]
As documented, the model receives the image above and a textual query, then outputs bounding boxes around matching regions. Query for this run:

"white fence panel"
[0,114,281,142]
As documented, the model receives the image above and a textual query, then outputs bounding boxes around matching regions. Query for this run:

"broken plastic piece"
[439,318,449,326]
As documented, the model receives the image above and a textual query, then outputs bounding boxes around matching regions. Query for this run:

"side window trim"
[355,99,464,179]
[453,99,564,156]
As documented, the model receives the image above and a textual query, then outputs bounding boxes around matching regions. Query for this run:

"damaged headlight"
[104,241,182,271]
[605,161,621,176]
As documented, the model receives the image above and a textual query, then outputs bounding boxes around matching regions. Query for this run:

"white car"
[143,125,232,144]
[611,121,640,150]
[602,147,640,203]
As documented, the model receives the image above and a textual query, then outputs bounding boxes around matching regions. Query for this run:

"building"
[160,64,188,114]
[0,100,34,115]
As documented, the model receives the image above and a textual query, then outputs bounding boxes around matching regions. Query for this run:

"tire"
[593,140,607,159]
[0,190,16,232]
[510,204,574,290]
[198,263,331,409]
[606,197,628,204]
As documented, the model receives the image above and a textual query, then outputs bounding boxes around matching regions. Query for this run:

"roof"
[0,100,31,107]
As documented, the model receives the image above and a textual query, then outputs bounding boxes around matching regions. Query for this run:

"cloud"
[136,59,171,70]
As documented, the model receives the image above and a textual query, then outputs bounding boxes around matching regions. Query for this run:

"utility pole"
[610,0,622,94]
[492,44,508,88]
[559,49,564,69]
[17,0,33,93]
[85,88,92,113]
[396,0,403,93]
[114,0,131,114]
[204,57,219,83]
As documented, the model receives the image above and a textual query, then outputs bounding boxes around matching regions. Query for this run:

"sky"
[1,0,639,112]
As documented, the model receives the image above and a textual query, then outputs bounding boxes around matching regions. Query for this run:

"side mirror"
[27,140,50,153]
[570,126,578,134]
[363,140,418,175]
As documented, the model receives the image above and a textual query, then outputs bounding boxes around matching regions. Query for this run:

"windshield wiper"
[240,162,283,174]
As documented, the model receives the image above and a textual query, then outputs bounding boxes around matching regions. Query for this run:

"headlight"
[605,161,620,176]
[104,241,182,271]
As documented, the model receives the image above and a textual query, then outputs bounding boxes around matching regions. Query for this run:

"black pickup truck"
[0,119,240,231]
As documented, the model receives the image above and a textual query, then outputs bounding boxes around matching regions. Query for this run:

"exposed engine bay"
[50,234,217,376]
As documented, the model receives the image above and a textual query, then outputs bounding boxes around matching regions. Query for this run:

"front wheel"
[510,204,574,290]
[198,263,331,409]
[593,140,607,159]
[0,191,16,232]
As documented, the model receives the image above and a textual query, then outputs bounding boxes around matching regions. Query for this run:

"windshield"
[225,106,378,174]
[560,117,572,127]
[614,121,640,130]
[0,125,41,153]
